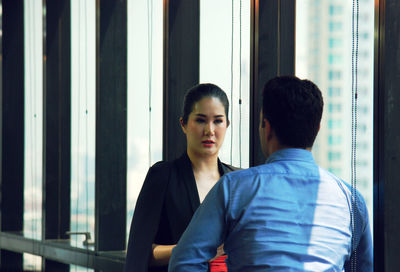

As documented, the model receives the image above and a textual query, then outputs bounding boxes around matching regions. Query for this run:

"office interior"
[0,0,399,271]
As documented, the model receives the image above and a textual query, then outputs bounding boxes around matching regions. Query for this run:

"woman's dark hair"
[181,83,229,125]
[262,75,324,148]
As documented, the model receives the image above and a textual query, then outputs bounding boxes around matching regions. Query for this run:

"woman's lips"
[202,140,215,147]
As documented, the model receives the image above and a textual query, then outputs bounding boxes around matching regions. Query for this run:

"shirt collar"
[265,148,315,164]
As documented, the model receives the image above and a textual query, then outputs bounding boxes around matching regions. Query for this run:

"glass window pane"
[296,0,374,228]
[70,265,93,272]
[70,0,96,249]
[23,253,42,272]
[24,0,43,269]
[126,0,163,239]
[200,0,250,168]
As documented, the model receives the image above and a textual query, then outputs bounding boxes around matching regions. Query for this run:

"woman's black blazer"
[124,152,237,272]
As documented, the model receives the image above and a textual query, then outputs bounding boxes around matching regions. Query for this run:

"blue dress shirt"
[169,149,373,272]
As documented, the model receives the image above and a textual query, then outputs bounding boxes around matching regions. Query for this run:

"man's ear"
[263,118,273,140]
[180,117,187,134]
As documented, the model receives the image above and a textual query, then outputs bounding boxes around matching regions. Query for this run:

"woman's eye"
[214,119,223,124]
[196,119,205,123]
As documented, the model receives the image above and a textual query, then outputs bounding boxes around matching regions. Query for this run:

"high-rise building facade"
[296,0,374,221]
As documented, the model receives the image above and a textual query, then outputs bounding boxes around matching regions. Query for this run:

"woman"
[125,83,236,272]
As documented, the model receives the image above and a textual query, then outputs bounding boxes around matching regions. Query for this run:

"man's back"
[169,149,372,271]
[223,148,356,271]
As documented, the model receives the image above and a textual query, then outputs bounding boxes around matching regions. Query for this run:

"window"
[329,5,343,16]
[328,151,341,161]
[24,0,43,269]
[357,141,369,150]
[70,0,96,252]
[329,38,343,48]
[296,0,374,228]
[328,167,342,176]
[361,32,369,39]
[328,119,342,129]
[328,87,341,97]
[359,105,370,114]
[357,160,369,167]
[328,70,342,80]
[360,50,369,58]
[359,87,369,96]
[328,103,342,113]
[328,135,342,145]
[357,123,368,133]
[360,68,370,77]
[126,0,163,239]
[329,54,343,65]
[200,0,250,168]
[361,13,370,21]
[329,21,343,31]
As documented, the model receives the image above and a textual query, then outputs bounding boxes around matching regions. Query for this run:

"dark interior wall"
[374,0,400,270]
[0,0,24,269]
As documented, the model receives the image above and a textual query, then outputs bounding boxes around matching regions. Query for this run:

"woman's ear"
[180,117,187,134]
[227,119,230,128]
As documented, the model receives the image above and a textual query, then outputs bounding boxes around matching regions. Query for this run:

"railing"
[0,231,125,271]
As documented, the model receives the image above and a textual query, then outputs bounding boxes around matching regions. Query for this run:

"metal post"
[373,0,400,270]
[163,0,200,161]
[250,0,295,166]
[95,0,127,252]
[42,0,71,270]
[0,0,24,269]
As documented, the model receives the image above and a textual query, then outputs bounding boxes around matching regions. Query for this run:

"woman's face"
[181,96,229,158]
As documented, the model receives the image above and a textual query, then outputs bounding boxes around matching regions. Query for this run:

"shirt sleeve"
[168,175,230,272]
[344,192,373,272]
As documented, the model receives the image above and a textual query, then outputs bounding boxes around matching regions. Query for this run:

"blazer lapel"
[176,154,234,214]
[176,153,200,214]
[218,159,229,175]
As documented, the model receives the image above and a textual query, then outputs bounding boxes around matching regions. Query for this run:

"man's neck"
[267,141,312,157]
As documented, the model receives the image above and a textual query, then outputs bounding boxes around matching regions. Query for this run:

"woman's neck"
[186,149,219,174]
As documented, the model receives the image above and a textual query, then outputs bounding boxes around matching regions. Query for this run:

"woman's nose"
[204,123,215,136]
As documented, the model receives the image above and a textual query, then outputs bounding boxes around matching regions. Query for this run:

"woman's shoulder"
[147,160,174,177]
[221,162,241,173]
[150,160,171,169]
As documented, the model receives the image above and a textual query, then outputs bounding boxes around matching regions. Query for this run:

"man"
[168,76,373,271]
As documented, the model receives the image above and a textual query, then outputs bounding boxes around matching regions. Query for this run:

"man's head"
[259,75,323,157]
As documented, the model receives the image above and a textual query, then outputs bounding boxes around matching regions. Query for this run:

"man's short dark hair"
[262,75,323,148]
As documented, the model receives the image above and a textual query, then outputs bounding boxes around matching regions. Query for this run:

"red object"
[209,255,228,272]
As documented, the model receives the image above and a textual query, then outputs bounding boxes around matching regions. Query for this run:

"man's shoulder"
[319,167,370,220]
[322,169,368,205]
[222,163,282,183]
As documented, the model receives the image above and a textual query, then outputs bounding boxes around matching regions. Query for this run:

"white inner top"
[196,178,217,203]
